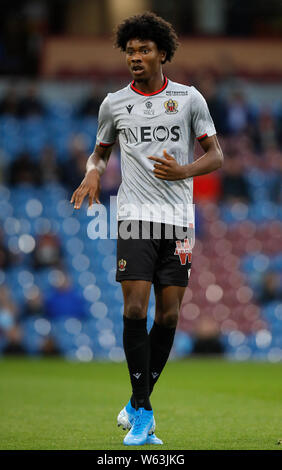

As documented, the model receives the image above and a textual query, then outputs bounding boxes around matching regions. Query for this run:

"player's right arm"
[70,144,113,209]
[70,94,117,209]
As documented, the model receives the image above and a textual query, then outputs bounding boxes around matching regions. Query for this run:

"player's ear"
[160,50,166,64]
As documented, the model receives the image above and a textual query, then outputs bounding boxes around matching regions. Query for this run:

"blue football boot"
[118,401,162,444]
[123,408,154,446]
[117,400,136,431]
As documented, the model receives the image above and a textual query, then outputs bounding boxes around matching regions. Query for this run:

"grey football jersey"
[96,77,216,227]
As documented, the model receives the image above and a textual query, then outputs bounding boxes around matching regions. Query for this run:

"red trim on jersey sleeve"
[130,76,168,96]
[197,133,208,142]
[99,142,115,147]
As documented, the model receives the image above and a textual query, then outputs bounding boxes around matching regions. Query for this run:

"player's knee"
[158,309,179,328]
[125,303,147,320]
[164,311,179,328]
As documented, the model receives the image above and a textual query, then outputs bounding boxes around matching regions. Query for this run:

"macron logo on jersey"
[120,125,180,144]
[126,104,134,114]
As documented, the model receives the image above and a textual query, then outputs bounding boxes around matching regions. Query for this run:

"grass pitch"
[0,357,281,450]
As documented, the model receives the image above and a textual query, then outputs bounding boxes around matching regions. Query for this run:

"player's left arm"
[148,135,223,181]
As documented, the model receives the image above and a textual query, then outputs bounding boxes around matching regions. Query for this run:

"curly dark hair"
[114,12,179,63]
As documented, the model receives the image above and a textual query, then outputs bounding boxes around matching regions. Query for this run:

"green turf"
[0,357,281,450]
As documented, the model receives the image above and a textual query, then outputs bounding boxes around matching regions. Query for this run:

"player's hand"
[148,150,187,181]
[70,169,101,209]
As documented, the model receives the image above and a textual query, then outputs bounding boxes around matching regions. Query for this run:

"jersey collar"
[130,76,168,96]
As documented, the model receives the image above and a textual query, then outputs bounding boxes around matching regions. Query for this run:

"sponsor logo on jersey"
[174,239,192,265]
[126,104,134,114]
[120,125,180,144]
[144,100,154,115]
[166,90,188,96]
[118,259,127,271]
[164,99,178,114]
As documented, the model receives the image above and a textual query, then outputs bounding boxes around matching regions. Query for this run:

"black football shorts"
[116,220,192,287]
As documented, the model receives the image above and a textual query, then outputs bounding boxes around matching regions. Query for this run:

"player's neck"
[132,72,165,95]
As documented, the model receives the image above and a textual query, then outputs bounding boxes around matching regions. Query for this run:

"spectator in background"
[100,146,121,200]
[221,155,250,203]
[8,151,41,185]
[21,287,46,319]
[59,135,88,190]
[0,229,13,270]
[78,85,103,117]
[191,315,224,356]
[18,84,45,118]
[20,287,60,356]
[256,108,279,153]
[45,270,87,320]
[0,284,24,355]
[0,86,19,116]
[39,145,61,184]
[226,89,257,137]
[276,104,282,148]
[196,73,229,136]
[265,148,282,204]
[193,138,222,204]
[257,272,282,305]
[32,232,63,270]
[255,146,282,204]
[0,228,22,268]
[193,172,222,204]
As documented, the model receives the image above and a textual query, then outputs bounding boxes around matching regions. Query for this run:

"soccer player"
[70,12,223,446]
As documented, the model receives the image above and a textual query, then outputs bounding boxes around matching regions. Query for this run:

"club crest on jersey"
[174,239,192,265]
[164,99,178,114]
[118,259,127,271]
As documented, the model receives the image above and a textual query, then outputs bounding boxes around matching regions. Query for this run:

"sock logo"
[133,372,141,379]
[151,372,159,379]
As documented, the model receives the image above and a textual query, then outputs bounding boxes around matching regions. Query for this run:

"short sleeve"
[96,95,117,147]
[190,86,216,142]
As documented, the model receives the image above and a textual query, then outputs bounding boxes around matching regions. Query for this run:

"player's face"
[125,39,166,82]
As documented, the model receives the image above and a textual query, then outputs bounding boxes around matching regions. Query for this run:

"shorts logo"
[164,99,178,114]
[118,259,127,271]
[174,239,192,265]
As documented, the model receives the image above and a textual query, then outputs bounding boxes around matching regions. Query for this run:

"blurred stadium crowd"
[0,70,281,362]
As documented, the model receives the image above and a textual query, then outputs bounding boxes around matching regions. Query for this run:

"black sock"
[130,321,176,407]
[148,321,176,395]
[123,316,152,411]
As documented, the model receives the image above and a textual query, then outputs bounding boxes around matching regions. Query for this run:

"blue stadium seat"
[75,117,98,153]
[21,318,44,355]
[172,331,193,357]
[21,117,47,157]
[0,116,23,160]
